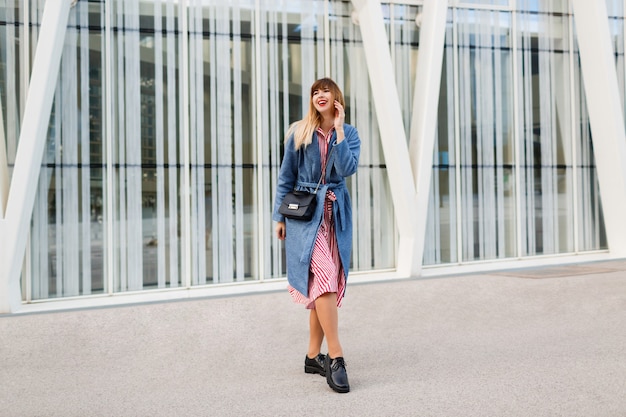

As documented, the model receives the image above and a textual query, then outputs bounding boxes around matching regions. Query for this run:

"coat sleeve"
[273,136,299,222]
[331,125,360,178]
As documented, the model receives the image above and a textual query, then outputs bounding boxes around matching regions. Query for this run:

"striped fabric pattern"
[288,127,346,309]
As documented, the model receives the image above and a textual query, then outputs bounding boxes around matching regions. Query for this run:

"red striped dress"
[288,127,346,309]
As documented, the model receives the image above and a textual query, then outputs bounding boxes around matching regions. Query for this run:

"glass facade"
[424,0,607,265]
[0,0,609,302]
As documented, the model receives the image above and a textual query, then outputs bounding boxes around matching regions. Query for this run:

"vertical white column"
[166,0,179,286]
[154,0,167,287]
[0,0,71,313]
[0,94,7,217]
[233,2,243,281]
[350,0,416,277]
[180,0,192,287]
[409,0,448,275]
[324,0,331,76]
[254,0,265,281]
[568,10,579,253]
[571,0,626,257]
[79,4,92,294]
[104,0,115,295]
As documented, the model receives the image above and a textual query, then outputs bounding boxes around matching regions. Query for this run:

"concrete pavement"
[1,260,626,416]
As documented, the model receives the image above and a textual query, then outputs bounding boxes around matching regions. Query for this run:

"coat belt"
[296,180,347,232]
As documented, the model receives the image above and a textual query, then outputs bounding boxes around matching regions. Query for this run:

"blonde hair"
[286,78,345,150]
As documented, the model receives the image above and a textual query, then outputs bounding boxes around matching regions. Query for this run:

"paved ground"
[1,260,626,417]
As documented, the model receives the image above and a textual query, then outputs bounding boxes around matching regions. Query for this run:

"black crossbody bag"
[278,146,334,221]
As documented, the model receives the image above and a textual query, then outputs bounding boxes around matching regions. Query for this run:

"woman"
[273,78,360,394]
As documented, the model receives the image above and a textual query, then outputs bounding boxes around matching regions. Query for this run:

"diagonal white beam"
[0,0,72,313]
[0,93,8,217]
[351,0,448,277]
[571,0,626,257]
[409,0,448,276]
[350,0,417,277]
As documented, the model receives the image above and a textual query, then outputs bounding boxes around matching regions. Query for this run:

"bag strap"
[313,144,335,194]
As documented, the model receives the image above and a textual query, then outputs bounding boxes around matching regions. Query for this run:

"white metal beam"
[409,0,449,276]
[571,0,626,257]
[0,93,8,217]
[350,0,418,277]
[0,0,72,313]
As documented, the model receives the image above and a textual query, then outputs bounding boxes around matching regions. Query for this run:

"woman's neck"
[319,117,334,134]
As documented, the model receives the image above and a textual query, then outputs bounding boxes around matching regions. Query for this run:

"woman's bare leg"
[308,308,325,358]
[314,292,343,358]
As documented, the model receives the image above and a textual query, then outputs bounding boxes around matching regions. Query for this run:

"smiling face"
[312,86,334,116]
[309,78,345,119]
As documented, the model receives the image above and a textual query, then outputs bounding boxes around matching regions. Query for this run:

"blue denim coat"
[273,124,361,297]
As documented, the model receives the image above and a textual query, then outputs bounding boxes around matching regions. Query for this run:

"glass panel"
[390,3,421,136]
[516,0,568,13]
[457,9,516,261]
[606,0,623,17]
[0,0,23,174]
[30,1,105,299]
[110,0,182,292]
[517,0,575,256]
[456,0,510,7]
[607,0,626,128]
[187,0,257,284]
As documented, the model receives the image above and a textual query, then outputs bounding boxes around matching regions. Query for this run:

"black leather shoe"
[325,356,350,393]
[304,353,326,376]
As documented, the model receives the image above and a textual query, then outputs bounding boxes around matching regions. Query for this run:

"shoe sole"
[326,379,350,393]
[304,366,326,377]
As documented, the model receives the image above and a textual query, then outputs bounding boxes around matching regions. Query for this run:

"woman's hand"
[276,221,286,240]
[334,100,345,143]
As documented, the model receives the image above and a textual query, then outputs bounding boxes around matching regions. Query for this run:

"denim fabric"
[273,124,361,297]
